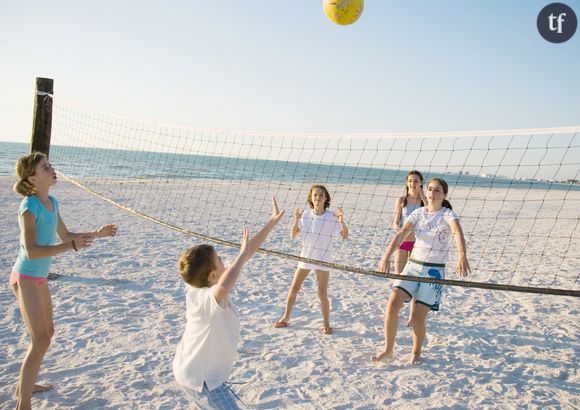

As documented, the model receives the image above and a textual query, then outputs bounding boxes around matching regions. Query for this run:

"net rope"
[47,95,580,296]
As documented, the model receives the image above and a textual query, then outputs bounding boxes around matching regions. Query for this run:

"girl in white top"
[373,178,470,365]
[273,185,349,335]
[173,198,284,409]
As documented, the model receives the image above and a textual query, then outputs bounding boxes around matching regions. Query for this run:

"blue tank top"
[12,195,59,277]
[400,201,422,227]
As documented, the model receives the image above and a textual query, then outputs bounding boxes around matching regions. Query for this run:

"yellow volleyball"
[322,0,364,26]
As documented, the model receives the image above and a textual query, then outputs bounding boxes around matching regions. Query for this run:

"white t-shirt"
[407,207,459,264]
[173,285,240,392]
[298,209,342,270]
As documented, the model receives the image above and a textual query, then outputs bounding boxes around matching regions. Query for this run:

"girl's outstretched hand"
[97,224,118,238]
[74,233,95,251]
[335,207,344,223]
[271,197,285,223]
[293,207,303,221]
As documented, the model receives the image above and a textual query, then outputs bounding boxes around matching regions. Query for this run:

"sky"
[1,0,579,143]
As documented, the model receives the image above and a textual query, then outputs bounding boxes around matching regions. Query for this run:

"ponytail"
[13,179,36,197]
[13,152,46,197]
[442,199,452,210]
[402,185,409,208]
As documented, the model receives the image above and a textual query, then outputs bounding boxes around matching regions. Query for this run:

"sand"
[1,176,578,409]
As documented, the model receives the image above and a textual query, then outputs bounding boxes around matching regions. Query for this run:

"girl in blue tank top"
[391,170,426,274]
[10,152,118,409]
[389,170,426,324]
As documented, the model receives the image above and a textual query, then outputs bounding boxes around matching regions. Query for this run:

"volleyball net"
[46,95,580,296]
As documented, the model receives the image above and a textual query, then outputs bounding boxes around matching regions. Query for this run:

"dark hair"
[402,170,425,208]
[429,178,452,210]
[14,152,47,197]
[307,185,331,210]
[178,244,216,288]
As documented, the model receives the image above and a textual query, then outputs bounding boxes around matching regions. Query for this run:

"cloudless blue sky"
[1,0,579,143]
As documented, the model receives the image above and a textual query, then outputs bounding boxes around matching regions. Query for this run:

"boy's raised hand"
[271,197,285,223]
[238,197,284,262]
[238,228,250,257]
[218,198,284,300]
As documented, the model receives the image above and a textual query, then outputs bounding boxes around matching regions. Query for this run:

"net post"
[30,77,54,157]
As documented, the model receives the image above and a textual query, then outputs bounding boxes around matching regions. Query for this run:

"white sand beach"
[1,176,579,409]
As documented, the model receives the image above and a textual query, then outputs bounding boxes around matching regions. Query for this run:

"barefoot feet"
[371,350,394,363]
[273,319,290,328]
[408,353,423,365]
[14,383,54,399]
[321,326,333,335]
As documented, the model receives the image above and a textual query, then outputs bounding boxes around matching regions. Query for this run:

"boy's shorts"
[393,258,445,311]
[182,382,241,410]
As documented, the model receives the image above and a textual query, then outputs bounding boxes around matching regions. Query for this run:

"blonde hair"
[14,152,46,197]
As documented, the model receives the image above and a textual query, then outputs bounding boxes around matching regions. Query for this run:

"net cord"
[47,95,580,140]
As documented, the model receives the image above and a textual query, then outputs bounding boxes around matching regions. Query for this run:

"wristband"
[72,240,78,252]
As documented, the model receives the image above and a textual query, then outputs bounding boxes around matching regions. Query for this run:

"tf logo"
[537,3,577,43]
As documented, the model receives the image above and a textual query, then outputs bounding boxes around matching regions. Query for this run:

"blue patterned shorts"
[393,259,445,311]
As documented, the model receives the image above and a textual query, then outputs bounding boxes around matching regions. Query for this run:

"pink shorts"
[10,272,47,287]
[399,241,415,252]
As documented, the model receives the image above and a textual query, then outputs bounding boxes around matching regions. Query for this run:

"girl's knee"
[409,307,429,326]
[32,332,52,351]
[289,280,306,294]
[289,284,302,295]
[386,296,405,312]
[409,314,422,327]
[386,303,403,318]
[287,289,301,301]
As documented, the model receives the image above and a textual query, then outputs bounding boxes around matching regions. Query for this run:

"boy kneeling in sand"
[173,197,284,409]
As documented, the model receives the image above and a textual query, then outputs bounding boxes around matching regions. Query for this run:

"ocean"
[1,141,578,191]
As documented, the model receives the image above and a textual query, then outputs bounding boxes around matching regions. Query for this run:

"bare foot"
[371,350,394,363]
[33,384,54,393]
[408,353,422,365]
[273,319,290,328]
[14,384,54,398]
[321,326,333,335]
